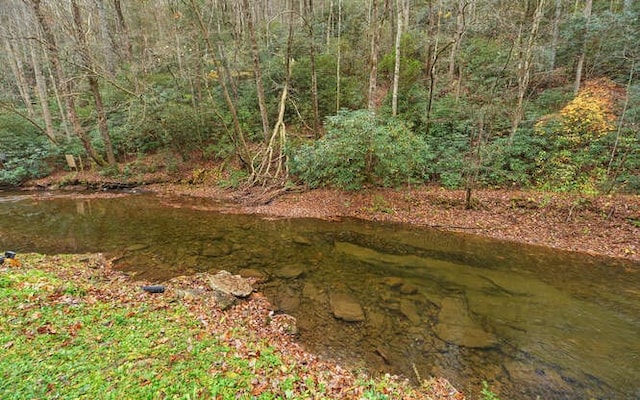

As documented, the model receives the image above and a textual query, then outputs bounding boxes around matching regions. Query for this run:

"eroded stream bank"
[1,192,639,399]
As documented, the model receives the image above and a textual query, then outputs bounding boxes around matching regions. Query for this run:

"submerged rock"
[238,268,268,283]
[433,297,497,348]
[274,264,306,279]
[330,293,366,322]
[380,276,405,288]
[399,299,421,325]
[278,295,301,313]
[302,282,324,302]
[292,235,312,246]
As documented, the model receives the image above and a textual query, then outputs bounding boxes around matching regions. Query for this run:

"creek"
[1,191,638,399]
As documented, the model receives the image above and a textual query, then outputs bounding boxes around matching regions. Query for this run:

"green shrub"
[289,109,429,190]
[0,114,55,186]
[421,121,472,189]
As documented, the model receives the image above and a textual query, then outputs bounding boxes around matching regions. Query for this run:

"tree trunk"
[29,0,107,167]
[250,5,295,187]
[424,0,444,136]
[3,38,36,119]
[448,0,467,80]
[511,0,545,140]
[94,0,116,75]
[29,39,57,144]
[574,0,592,94]
[189,0,250,167]
[391,0,402,116]
[305,2,321,138]
[549,0,562,70]
[606,61,635,186]
[242,0,270,143]
[336,0,342,112]
[367,0,381,112]
[71,0,116,165]
[112,0,132,62]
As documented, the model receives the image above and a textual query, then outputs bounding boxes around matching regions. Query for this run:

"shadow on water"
[1,192,639,400]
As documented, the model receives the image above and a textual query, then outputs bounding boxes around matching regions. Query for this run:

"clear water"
[1,192,638,399]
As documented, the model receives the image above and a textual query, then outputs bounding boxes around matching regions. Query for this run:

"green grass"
[1,269,223,398]
[0,262,290,399]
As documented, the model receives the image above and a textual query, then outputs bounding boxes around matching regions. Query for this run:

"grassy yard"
[0,253,462,400]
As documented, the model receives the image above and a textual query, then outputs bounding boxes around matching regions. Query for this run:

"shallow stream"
[1,192,638,399]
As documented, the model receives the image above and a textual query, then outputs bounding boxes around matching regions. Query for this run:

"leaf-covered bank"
[0,253,463,399]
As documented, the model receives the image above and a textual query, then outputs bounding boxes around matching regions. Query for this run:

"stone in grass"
[330,293,366,322]
[208,270,254,297]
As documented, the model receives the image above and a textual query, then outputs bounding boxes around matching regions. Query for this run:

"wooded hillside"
[0,0,638,194]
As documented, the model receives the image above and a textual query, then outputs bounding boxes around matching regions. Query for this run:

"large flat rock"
[208,270,253,297]
[330,293,365,322]
[434,297,497,348]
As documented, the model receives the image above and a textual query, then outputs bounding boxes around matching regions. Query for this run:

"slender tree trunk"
[29,40,57,144]
[113,0,132,62]
[94,0,116,75]
[511,0,545,139]
[304,3,321,137]
[549,0,562,70]
[4,38,36,119]
[448,0,467,80]
[367,0,381,112]
[391,0,403,116]
[71,0,116,165]
[242,0,270,143]
[250,4,295,187]
[606,61,634,183]
[425,0,443,135]
[189,0,250,167]
[29,0,107,167]
[336,0,342,112]
[574,0,592,94]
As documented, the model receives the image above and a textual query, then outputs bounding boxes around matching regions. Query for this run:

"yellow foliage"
[559,78,618,144]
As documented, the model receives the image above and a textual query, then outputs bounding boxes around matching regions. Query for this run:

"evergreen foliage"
[290,110,429,189]
[0,114,54,186]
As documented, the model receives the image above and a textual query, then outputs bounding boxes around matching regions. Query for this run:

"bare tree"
[29,37,57,144]
[250,4,296,187]
[549,0,563,70]
[28,0,108,167]
[511,0,546,139]
[574,0,592,94]
[71,0,116,165]
[242,0,270,143]
[187,0,250,167]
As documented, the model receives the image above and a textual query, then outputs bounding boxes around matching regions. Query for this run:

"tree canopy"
[0,0,638,193]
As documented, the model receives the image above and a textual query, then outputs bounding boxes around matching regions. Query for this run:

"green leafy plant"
[290,110,429,190]
[0,113,55,186]
[481,381,501,400]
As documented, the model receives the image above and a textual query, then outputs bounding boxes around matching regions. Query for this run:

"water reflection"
[1,192,639,400]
